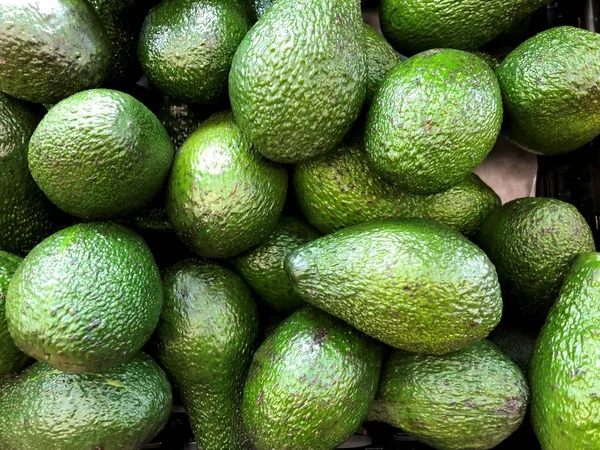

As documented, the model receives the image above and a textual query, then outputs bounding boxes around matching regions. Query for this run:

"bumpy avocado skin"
[157,96,207,149]
[229,0,367,163]
[497,27,600,155]
[476,197,595,320]
[379,0,548,55]
[0,93,61,256]
[0,354,172,450]
[28,89,174,220]
[0,0,110,104]
[530,253,600,449]
[6,222,163,373]
[365,49,503,195]
[363,23,401,105]
[285,219,502,354]
[230,215,320,315]
[153,259,258,450]
[0,251,30,375]
[139,0,250,104]
[243,306,383,450]
[294,143,499,236]
[370,340,529,450]
[166,112,288,259]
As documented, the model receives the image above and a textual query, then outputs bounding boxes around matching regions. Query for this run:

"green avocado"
[229,0,366,163]
[28,89,174,220]
[0,251,29,375]
[230,215,320,315]
[0,353,172,450]
[157,96,207,149]
[379,0,548,55]
[497,26,600,155]
[139,0,250,104]
[294,143,500,236]
[476,197,595,320]
[166,111,287,259]
[153,259,258,450]
[370,340,529,450]
[285,219,502,354]
[0,93,61,256]
[489,324,537,375]
[363,23,401,105]
[530,253,600,449]
[243,306,382,450]
[365,49,503,194]
[0,0,110,104]
[6,222,163,373]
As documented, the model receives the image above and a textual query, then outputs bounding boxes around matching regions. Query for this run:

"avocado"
[139,0,249,104]
[489,324,537,375]
[285,219,501,354]
[166,111,287,259]
[243,306,382,450]
[365,49,503,195]
[497,26,600,155]
[0,353,171,450]
[251,0,275,18]
[473,51,501,71]
[379,0,548,55]
[370,340,529,450]
[476,197,595,320]
[294,143,500,236]
[87,0,141,86]
[157,96,207,149]
[28,88,174,220]
[0,0,110,104]
[363,23,401,105]
[0,93,61,256]
[6,222,163,373]
[0,251,29,375]
[530,253,600,449]
[229,0,366,163]
[153,259,258,450]
[230,215,320,315]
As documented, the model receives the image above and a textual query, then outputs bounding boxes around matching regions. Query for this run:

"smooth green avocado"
[166,111,287,259]
[497,26,600,155]
[28,89,174,220]
[370,340,529,450]
[153,259,258,450]
[243,306,382,450]
[476,197,595,320]
[363,23,401,105]
[365,48,503,194]
[285,219,502,354]
[0,353,172,450]
[6,222,163,373]
[229,0,367,163]
[0,0,110,104]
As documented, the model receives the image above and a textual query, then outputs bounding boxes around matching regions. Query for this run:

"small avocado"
[157,96,207,149]
[243,306,383,450]
[365,49,503,195]
[476,197,595,320]
[0,93,61,256]
[153,259,258,450]
[363,23,401,105]
[229,0,367,163]
[166,112,287,259]
[0,0,110,104]
[0,251,30,375]
[230,215,320,315]
[28,89,174,220]
[370,340,529,450]
[285,219,502,354]
[379,0,548,55]
[0,353,172,450]
[6,222,163,373]
[139,0,250,104]
[497,26,600,155]
[530,253,600,449]
[294,143,500,236]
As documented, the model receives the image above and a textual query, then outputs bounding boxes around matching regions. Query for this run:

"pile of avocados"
[0,0,599,449]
